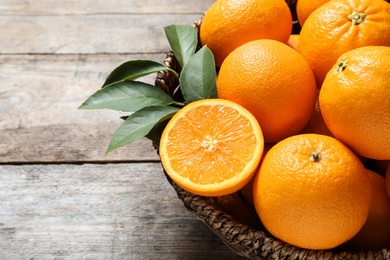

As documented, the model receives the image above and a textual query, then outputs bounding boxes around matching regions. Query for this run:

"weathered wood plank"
[0,163,244,259]
[0,124,160,163]
[0,54,167,163]
[0,13,203,54]
[0,0,214,15]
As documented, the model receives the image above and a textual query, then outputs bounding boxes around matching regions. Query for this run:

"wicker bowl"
[154,1,390,259]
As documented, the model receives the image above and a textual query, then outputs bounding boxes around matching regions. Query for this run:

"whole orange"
[345,169,390,251]
[296,0,330,26]
[217,39,317,143]
[319,46,390,160]
[253,134,372,250]
[298,0,390,86]
[199,0,292,67]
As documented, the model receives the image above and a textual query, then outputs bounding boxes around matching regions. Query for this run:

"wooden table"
[0,1,245,259]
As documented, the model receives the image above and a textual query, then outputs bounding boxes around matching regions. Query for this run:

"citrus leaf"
[164,24,197,68]
[106,106,179,154]
[145,119,170,143]
[102,60,178,88]
[79,81,180,112]
[179,46,217,104]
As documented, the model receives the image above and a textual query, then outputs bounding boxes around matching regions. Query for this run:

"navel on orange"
[298,0,390,86]
[319,46,390,160]
[159,99,264,197]
[200,0,292,67]
[253,134,372,250]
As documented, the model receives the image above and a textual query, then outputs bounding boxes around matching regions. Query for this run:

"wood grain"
[0,163,244,259]
[0,0,214,15]
[0,0,247,258]
[0,54,164,163]
[0,14,203,54]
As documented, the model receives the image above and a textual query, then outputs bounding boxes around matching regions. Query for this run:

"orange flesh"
[165,104,258,185]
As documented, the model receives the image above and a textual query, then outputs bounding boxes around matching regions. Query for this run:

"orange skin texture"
[345,170,390,251]
[200,0,292,67]
[253,134,372,250]
[319,46,390,160]
[286,34,300,51]
[296,0,330,26]
[212,177,259,229]
[217,39,317,143]
[298,0,390,87]
[299,96,334,137]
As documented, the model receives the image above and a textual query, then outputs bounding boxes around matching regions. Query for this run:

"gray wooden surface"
[0,1,245,259]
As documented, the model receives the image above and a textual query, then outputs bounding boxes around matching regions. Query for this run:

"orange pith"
[159,99,264,197]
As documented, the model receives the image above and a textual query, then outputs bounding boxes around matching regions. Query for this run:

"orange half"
[159,99,264,197]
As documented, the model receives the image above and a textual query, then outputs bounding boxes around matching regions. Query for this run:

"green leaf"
[79,81,181,112]
[179,46,218,104]
[145,119,170,144]
[106,106,179,154]
[102,60,178,88]
[164,24,198,68]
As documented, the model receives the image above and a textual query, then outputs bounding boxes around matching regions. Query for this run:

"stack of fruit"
[160,0,390,252]
[80,0,390,255]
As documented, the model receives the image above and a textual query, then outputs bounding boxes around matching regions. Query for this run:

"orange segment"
[159,99,264,197]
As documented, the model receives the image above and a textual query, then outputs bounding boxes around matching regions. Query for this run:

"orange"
[345,169,390,251]
[296,0,330,26]
[217,39,317,143]
[159,99,264,197]
[253,134,372,250]
[199,0,292,67]
[286,34,299,51]
[386,163,390,199]
[298,0,390,86]
[299,97,333,137]
[211,178,260,229]
[319,46,390,160]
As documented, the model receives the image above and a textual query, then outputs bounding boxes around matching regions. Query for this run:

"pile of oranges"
[159,0,390,252]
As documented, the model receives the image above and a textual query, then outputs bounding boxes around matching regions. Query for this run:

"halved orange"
[159,99,264,197]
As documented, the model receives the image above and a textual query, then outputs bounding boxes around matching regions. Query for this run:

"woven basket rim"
[153,6,390,260]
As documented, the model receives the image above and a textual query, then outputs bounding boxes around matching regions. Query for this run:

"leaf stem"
[172,101,185,107]
[167,68,180,79]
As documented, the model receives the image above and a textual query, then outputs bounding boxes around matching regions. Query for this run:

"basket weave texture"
[154,1,390,259]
